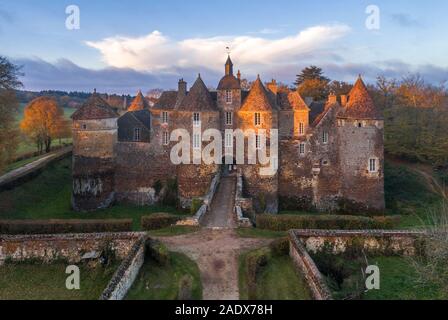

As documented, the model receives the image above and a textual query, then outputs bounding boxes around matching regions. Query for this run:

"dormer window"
[162,111,169,124]
[134,128,141,142]
[193,113,201,127]
[254,113,261,126]
[225,90,232,104]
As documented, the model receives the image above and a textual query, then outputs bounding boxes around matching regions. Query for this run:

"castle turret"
[71,91,118,211]
[337,76,385,212]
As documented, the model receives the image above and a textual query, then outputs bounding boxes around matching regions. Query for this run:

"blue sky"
[1,0,447,94]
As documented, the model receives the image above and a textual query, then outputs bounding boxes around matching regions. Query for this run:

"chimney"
[340,95,348,106]
[237,70,241,81]
[328,93,337,104]
[178,78,187,97]
[267,79,278,95]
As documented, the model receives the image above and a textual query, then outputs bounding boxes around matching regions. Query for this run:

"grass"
[236,227,287,239]
[148,226,200,237]
[311,252,445,300]
[238,249,311,300]
[0,262,118,300]
[0,157,182,230]
[126,252,202,300]
[363,256,445,300]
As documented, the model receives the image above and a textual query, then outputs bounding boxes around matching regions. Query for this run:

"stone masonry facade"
[71,56,385,214]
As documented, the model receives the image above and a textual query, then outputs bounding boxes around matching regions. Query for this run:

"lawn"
[310,252,445,300]
[0,157,182,230]
[239,248,311,300]
[0,262,118,300]
[236,227,287,239]
[126,252,202,300]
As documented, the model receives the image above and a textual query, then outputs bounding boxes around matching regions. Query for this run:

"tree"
[294,65,330,87]
[295,66,330,101]
[297,78,330,101]
[328,80,353,96]
[20,97,68,153]
[0,56,22,172]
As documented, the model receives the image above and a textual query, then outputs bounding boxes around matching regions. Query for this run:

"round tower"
[71,90,119,211]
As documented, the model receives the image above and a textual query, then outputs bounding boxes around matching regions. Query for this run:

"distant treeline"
[15,90,134,110]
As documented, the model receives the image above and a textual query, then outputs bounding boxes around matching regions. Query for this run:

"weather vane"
[226,46,231,55]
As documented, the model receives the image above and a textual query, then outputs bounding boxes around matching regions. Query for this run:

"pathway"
[0,147,72,190]
[156,174,272,300]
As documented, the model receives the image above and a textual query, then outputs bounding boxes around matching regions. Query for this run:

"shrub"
[146,239,170,267]
[256,214,400,231]
[269,237,290,257]
[245,247,271,299]
[190,198,203,215]
[177,275,194,300]
[0,219,132,235]
[161,178,178,206]
[140,213,181,230]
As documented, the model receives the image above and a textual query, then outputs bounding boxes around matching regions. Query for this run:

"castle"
[71,56,385,214]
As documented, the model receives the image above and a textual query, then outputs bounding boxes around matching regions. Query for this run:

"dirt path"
[155,229,273,300]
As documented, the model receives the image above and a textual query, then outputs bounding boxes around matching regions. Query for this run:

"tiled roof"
[153,91,179,110]
[278,91,310,111]
[338,76,383,120]
[240,77,274,112]
[177,75,217,111]
[309,101,326,124]
[71,93,118,120]
[128,91,150,111]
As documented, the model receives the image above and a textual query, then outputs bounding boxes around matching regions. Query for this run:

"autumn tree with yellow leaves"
[20,97,70,154]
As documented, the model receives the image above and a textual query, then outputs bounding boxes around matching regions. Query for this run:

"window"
[254,113,261,126]
[226,112,233,126]
[193,133,201,150]
[81,124,87,130]
[299,122,305,135]
[358,122,363,128]
[225,90,232,104]
[163,131,169,146]
[256,135,261,150]
[134,128,141,142]
[299,143,306,155]
[193,113,201,127]
[322,131,329,144]
[225,132,233,148]
[369,158,378,173]
[162,112,169,124]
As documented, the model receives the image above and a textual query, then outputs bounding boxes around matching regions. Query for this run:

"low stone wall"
[288,229,426,300]
[0,147,72,191]
[0,232,144,264]
[235,206,252,228]
[288,230,332,300]
[177,170,221,227]
[234,172,254,227]
[295,229,425,256]
[99,235,147,300]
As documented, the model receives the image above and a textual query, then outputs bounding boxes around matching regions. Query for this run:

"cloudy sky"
[1,0,447,94]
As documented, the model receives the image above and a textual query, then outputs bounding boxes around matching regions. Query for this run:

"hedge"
[245,247,271,299]
[141,213,182,231]
[256,214,401,231]
[146,239,170,266]
[0,219,132,235]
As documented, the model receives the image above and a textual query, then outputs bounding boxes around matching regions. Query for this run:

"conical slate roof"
[339,76,383,120]
[177,75,217,111]
[128,90,150,111]
[240,76,274,112]
[71,91,118,120]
